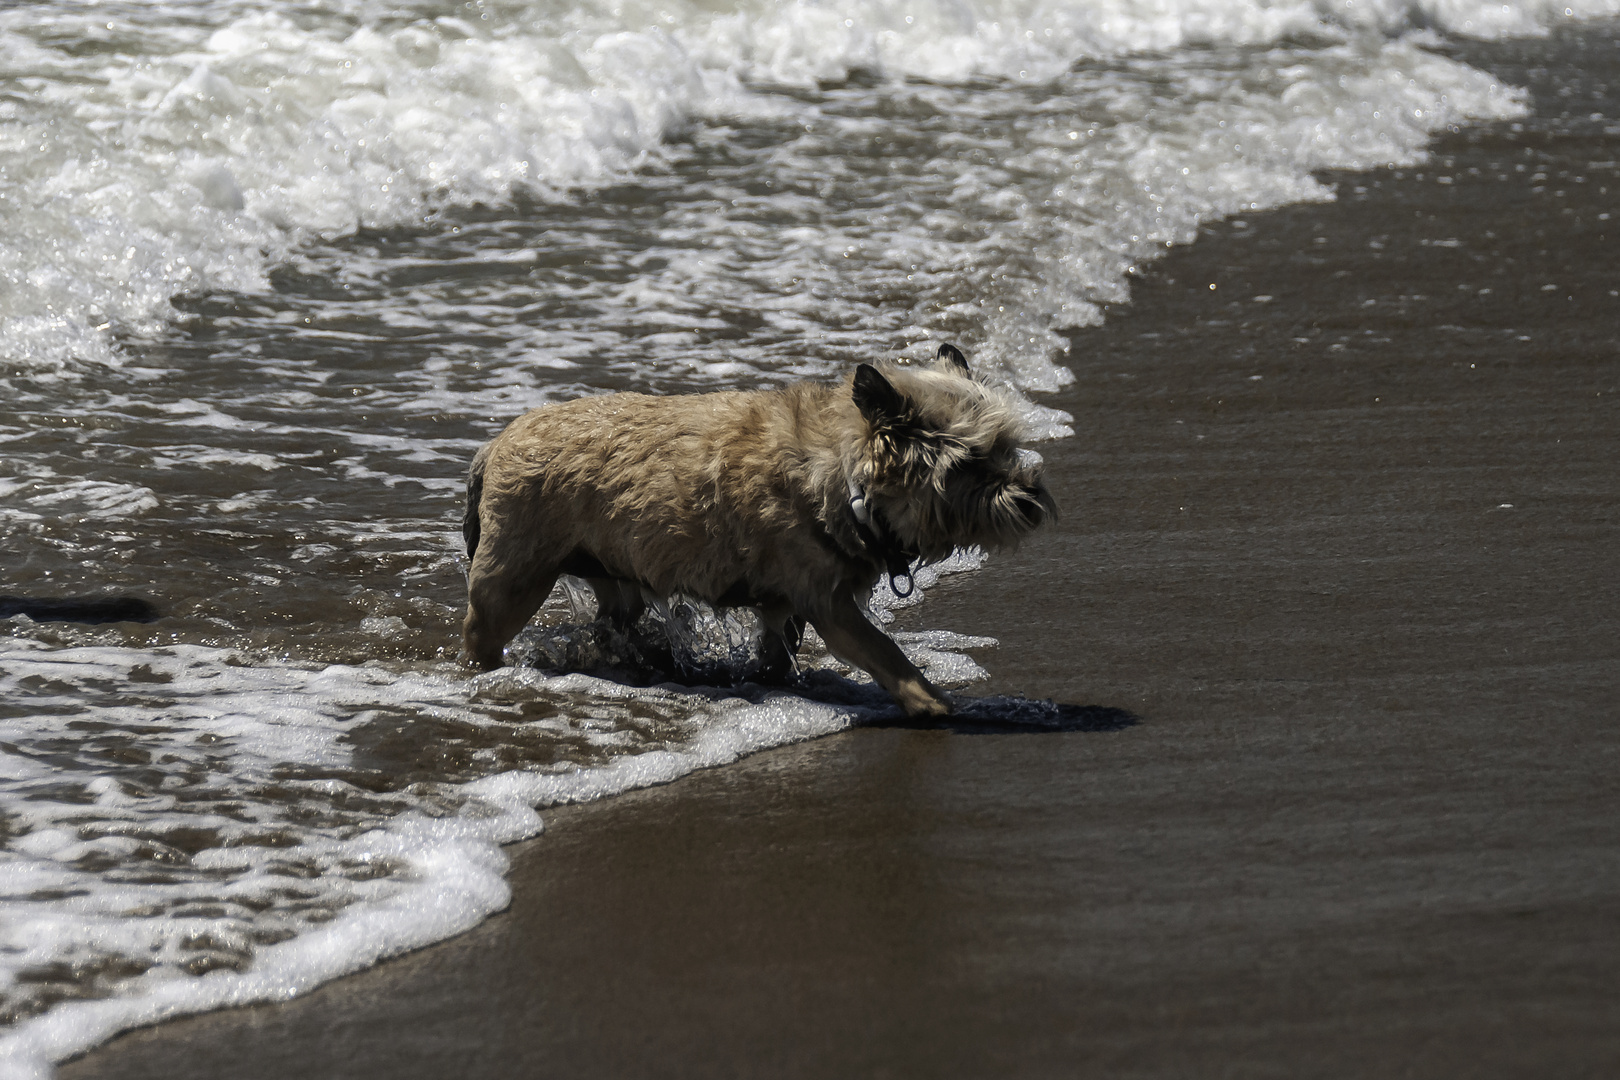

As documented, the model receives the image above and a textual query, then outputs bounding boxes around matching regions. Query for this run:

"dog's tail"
[463,442,491,560]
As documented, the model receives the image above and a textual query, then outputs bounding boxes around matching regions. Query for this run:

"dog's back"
[465,384,852,606]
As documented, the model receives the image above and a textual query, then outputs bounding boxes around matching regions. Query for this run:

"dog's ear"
[853,364,910,428]
[935,342,970,376]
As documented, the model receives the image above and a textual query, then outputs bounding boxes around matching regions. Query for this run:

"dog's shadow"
[871,697,1139,734]
[515,625,1138,735]
[515,615,1138,735]
[785,671,1139,733]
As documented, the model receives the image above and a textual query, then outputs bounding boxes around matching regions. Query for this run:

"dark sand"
[65,27,1620,1080]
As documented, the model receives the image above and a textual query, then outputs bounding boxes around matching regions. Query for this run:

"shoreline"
[62,24,1620,1080]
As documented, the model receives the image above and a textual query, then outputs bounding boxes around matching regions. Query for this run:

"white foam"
[0,1,737,375]
[893,629,998,687]
[0,637,864,1076]
[689,0,1620,88]
[9,480,159,521]
[0,0,1553,406]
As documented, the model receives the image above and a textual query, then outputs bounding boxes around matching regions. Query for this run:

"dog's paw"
[895,681,952,718]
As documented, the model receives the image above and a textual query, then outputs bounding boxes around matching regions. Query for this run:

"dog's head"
[849,344,1056,563]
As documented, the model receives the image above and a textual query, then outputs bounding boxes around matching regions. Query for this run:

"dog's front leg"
[809,593,950,717]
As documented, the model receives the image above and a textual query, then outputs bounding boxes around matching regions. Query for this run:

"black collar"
[848,485,917,598]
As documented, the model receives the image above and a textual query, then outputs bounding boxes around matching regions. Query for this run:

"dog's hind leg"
[808,593,949,717]
[755,604,804,684]
[462,558,560,671]
[587,577,645,630]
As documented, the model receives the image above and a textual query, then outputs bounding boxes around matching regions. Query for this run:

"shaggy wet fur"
[461,346,1054,716]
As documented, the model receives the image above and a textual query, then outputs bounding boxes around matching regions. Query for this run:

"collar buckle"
[848,479,916,598]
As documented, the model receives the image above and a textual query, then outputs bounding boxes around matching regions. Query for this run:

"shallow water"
[1,0,1611,1073]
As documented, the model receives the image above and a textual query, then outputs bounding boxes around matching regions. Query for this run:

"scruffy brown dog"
[460,344,1054,717]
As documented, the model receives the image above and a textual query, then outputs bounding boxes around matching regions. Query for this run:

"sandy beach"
[61,26,1619,1080]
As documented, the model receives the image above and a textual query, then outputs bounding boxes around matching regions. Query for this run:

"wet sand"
[64,27,1620,1080]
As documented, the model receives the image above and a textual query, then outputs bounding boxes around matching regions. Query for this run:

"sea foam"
[0,638,863,1078]
[0,0,1566,397]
